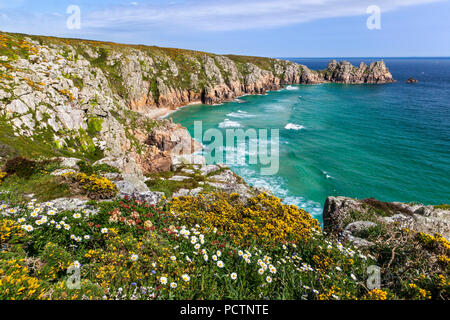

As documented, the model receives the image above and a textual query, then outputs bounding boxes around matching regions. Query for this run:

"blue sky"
[0,0,449,57]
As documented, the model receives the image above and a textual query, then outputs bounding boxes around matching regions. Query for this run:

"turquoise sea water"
[170,58,450,220]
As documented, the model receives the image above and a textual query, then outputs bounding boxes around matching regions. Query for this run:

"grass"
[145,165,228,198]
[0,174,70,204]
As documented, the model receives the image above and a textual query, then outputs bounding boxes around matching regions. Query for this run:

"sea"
[170,58,450,222]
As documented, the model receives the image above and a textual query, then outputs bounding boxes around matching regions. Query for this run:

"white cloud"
[82,0,444,31]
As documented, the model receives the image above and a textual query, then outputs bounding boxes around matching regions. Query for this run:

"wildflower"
[160,277,168,285]
[203,254,209,262]
[194,244,201,250]
[217,261,224,268]
[73,213,81,219]
[266,276,272,283]
[212,255,218,261]
[24,225,34,232]
[170,282,177,289]
[217,250,222,257]
[313,289,319,295]
[64,224,71,230]
[101,228,108,234]
[73,261,81,269]
[258,268,265,275]
[182,274,190,282]
[170,256,177,261]
[351,274,357,281]
[269,265,277,274]
[48,210,56,216]
[238,250,243,256]
[335,266,342,272]
[130,254,139,262]
[84,235,90,240]
[231,273,238,280]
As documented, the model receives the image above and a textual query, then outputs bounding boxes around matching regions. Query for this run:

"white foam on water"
[284,196,323,217]
[226,110,254,118]
[285,123,305,131]
[234,167,323,218]
[286,85,299,91]
[219,119,242,128]
[322,170,333,179]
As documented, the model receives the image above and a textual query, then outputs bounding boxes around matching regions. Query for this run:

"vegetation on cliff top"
[1,190,448,300]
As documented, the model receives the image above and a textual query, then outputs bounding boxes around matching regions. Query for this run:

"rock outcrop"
[323,196,450,246]
[406,77,419,83]
[322,60,395,84]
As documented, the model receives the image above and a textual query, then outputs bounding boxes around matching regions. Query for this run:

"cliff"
[0,31,394,180]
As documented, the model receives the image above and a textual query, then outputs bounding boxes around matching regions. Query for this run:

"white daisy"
[130,254,139,262]
[182,274,190,282]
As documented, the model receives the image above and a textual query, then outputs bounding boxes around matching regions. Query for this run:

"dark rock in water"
[406,77,419,83]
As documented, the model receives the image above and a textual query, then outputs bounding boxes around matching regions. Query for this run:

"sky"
[0,0,449,57]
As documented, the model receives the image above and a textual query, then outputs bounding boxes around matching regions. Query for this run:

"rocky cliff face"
[0,32,395,179]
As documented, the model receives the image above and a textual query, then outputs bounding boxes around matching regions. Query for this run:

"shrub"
[0,219,27,244]
[62,172,118,200]
[4,157,40,178]
[363,289,389,300]
[0,258,48,300]
[77,160,120,175]
[168,192,321,246]
[0,169,6,183]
